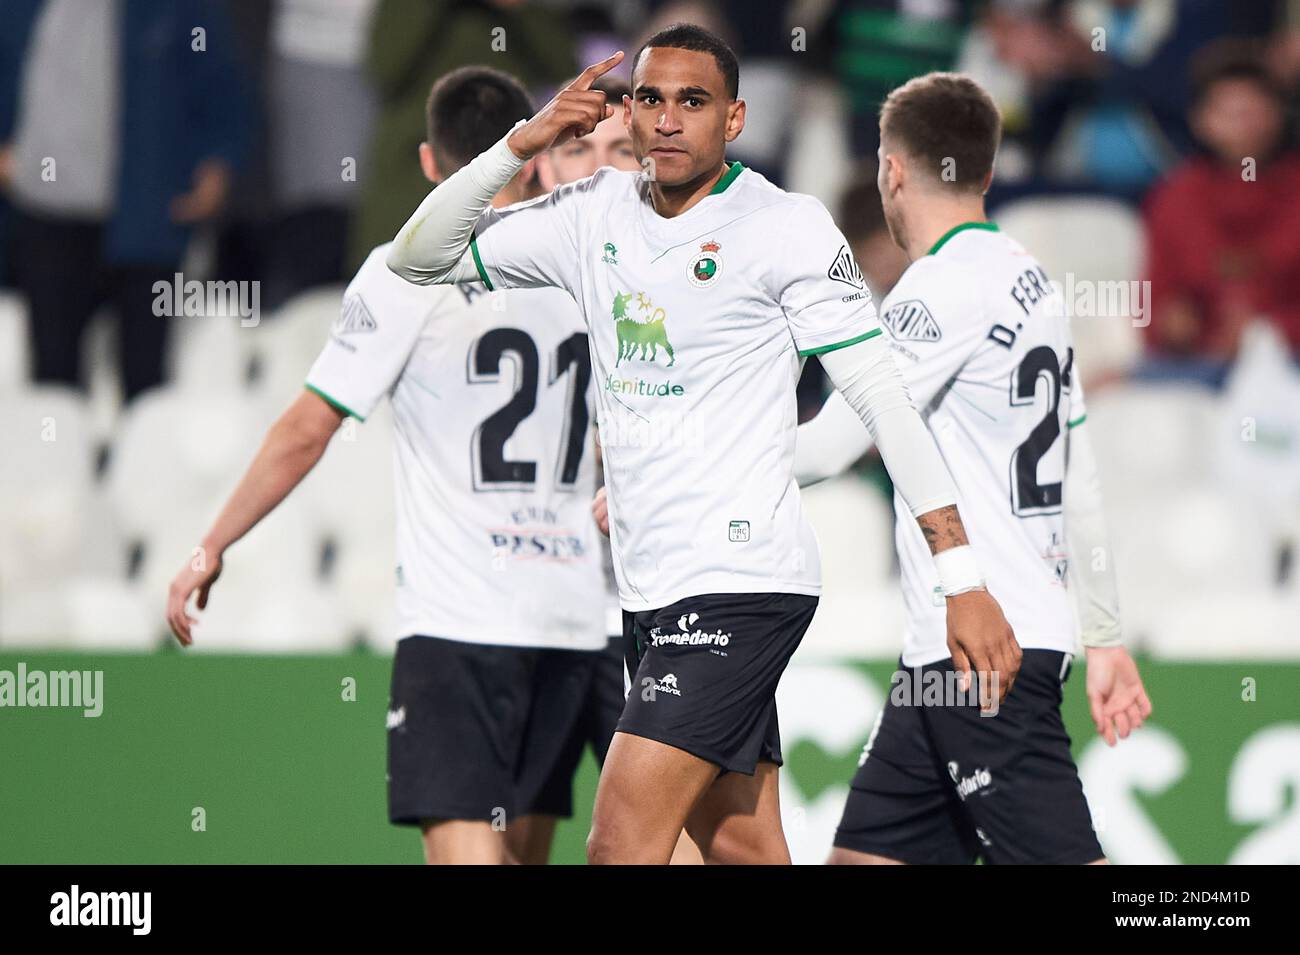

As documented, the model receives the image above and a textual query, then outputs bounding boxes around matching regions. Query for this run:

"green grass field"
[1,650,1295,863]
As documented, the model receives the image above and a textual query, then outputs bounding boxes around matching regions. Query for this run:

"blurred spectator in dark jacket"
[830,0,978,159]
[0,0,251,402]
[349,0,577,268]
[991,0,1230,200]
[268,0,379,307]
[1142,41,1300,373]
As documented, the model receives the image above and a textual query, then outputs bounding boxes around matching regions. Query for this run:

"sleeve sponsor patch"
[827,244,865,289]
[881,299,941,342]
[335,294,377,335]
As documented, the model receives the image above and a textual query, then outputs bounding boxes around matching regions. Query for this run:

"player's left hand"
[166,547,224,647]
[592,486,609,537]
[1085,646,1152,746]
[946,589,1021,710]
[170,159,231,224]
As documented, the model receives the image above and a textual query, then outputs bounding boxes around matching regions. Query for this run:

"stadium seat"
[103,386,281,602]
[82,311,123,440]
[0,578,156,651]
[298,400,397,646]
[1145,587,1300,659]
[1215,321,1300,543]
[0,387,97,610]
[1086,381,1278,655]
[104,383,363,652]
[994,196,1144,380]
[783,79,853,212]
[1108,482,1275,650]
[1086,382,1220,507]
[245,285,346,401]
[170,310,257,394]
[180,502,352,653]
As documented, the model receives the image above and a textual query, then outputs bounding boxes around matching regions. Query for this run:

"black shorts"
[833,649,1103,865]
[618,592,819,776]
[387,635,622,826]
[514,636,624,818]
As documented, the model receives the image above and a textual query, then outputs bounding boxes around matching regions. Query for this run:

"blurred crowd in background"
[1,0,1299,655]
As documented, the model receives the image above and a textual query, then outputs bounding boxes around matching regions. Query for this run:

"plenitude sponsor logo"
[603,373,685,398]
[0,663,103,717]
[50,885,151,935]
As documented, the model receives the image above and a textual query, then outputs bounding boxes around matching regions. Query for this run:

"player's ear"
[981,167,994,196]
[418,143,440,185]
[884,151,905,196]
[519,156,541,192]
[535,152,558,192]
[622,93,633,127]
[724,98,745,143]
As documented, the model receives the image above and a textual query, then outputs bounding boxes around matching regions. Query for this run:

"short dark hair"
[880,72,1001,194]
[592,74,632,105]
[1191,39,1283,106]
[634,23,739,99]
[426,66,534,173]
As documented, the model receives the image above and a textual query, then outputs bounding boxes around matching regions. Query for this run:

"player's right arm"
[165,391,344,645]
[793,389,873,487]
[778,203,1019,704]
[385,52,623,289]
[167,247,432,645]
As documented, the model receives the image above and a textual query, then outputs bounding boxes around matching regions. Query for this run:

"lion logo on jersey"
[613,291,676,367]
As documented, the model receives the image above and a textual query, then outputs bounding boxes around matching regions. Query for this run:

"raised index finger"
[569,50,625,91]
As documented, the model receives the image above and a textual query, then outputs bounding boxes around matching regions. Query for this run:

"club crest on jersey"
[827,244,865,289]
[882,299,942,342]
[687,239,723,287]
[612,291,676,367]
[335,295,377,334]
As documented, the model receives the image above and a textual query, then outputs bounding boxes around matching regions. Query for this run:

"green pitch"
[0,650,1294,863]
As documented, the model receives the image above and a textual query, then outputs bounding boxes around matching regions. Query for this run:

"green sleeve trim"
[305,383,365,422]
[708,161,745,195]
[1067,413,1087,429]
[927,221,999,256]
[469,236,494,291]
[798,327,882,357]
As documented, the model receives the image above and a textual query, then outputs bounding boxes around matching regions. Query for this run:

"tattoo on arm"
[917,504,969,555]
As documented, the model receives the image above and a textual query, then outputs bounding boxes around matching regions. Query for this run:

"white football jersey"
[468,164,880,611]
[306,244,606,650]
[878,223,1086,665]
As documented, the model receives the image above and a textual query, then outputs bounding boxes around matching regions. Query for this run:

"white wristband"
[934,545,985,597]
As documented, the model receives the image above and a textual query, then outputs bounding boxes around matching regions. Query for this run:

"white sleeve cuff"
[387,126,526,285]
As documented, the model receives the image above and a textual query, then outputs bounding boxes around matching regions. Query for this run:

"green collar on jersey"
[708,161,745,195]
[927,220,999,256]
